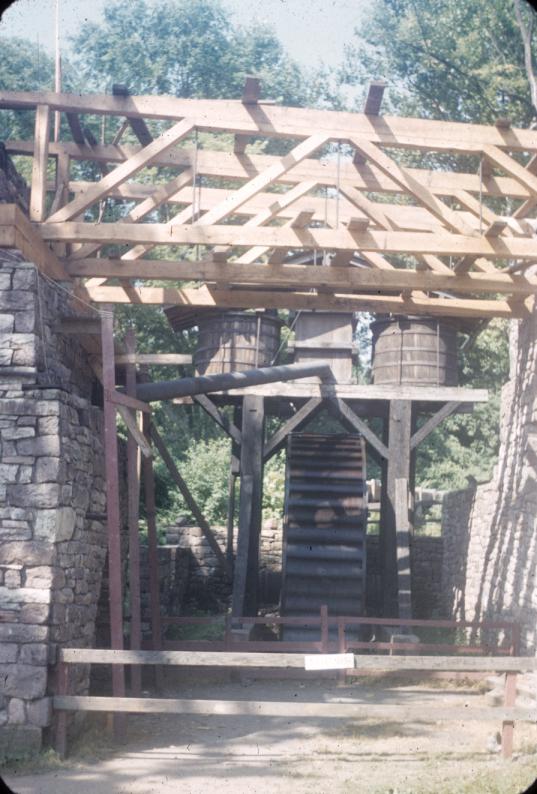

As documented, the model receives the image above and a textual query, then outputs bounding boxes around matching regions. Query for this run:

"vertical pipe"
[142,413,162,654]
[337,617,346,685]
[125,329,142,696]
[502,623,520,759]
[100,308,126,737]
[225,470,236,572]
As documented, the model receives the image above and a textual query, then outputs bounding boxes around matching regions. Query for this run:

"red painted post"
[142,414,162,655]
[125,328,142,696]
[54,660,68,758]
[337,617,346,685]
[502,622,520,759]
[100,308,126,738]
[320,604,329,652]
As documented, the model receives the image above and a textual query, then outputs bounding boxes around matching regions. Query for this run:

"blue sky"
[0,0,370,70]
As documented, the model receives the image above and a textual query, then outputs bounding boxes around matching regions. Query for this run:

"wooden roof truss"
[2,82,537,319]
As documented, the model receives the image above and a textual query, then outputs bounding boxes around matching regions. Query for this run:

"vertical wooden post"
[30,104,51,222]
[125,329,142,696]
[225,470,236,572]
[100,308,126,737]
[54,659,68,758]
[382,400,412,618]
[142,413,162,653]
[502,672,517,758]
[232,395,264,618]
[394,478,412,621]
[320,604,329,652]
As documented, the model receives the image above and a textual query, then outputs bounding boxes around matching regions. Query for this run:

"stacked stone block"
[0,252,107,759]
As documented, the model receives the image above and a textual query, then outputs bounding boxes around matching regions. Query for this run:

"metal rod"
[125,328,142,696]
[100,308,126,738]
[135,361,334,402]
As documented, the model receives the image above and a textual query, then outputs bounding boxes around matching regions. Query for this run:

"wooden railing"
[159,608,520,656]
[54,645,534,760]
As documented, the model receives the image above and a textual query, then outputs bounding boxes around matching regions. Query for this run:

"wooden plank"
[41,220,537,259]
[197,134,329,226]
[52,695,537,722]
[46,118,195,223]
[70,169,193,261]
[30,104,51,222]
[483,144,537,196]
[232,395,265,617]
[117,405,152,458]
[82,284,527,320]
[11,137,537,200]
[395,478,412,620]
[193,394,242,445]
[194,383,488,403]
[410,402,461,449]
[115,353,193,366]
[350,138,476,236]
[141,415,162,654]
[125,328,142,697]
[5,91,537,152]
[263,397,323,462]
[128,117,153,147]
[328,397,389,459]
[384,400,412,617]
[107,389,151,414]
[57,647,537,671]
[364,81,387,116]
[66,113,85,145]
[150,424,231,577]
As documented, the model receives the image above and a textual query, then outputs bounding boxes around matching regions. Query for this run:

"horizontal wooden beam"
[41,221,537,260]
[188,383,488,403]
[82,283,528,319]
[65,257,537,296]
[9,139,535,200]
[114,353,192,366]
[3,91,537,152]
[53,694,537,722]
[57,647,534,671]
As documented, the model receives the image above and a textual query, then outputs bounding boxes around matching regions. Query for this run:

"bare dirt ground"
[4,676,537,794]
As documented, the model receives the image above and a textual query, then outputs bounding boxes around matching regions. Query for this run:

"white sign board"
[304,653,354,671]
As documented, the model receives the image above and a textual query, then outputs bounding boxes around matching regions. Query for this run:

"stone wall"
[164,521,443,619]
[442,309,537,653]
[0,252,107,759]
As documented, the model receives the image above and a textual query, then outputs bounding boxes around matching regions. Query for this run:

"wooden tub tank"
[193,311,281,375]
[370,316,459,387]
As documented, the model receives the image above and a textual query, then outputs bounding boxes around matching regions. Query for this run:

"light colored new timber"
[3,91,537,152]
[46,118,196,223]
[81,284,528,320]
[29,104,51,222]
[65,258,537,297]
[53,695,537,722]
[115,353,193,366]
[8,139,537,200]
[40,222,537,260]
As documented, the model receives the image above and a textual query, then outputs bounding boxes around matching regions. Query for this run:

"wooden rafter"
[46,118,196,223]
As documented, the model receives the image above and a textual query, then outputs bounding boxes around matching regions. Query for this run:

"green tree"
[341,0,537,125]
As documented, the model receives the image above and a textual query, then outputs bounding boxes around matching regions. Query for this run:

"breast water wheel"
[280,432,367,642]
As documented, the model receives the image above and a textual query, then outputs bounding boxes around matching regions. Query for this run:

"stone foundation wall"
[442,309,537,653]
[164,521,443,619]
[0,252,107,759]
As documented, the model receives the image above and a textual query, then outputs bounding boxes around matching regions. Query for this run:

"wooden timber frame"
[0,84,528,737]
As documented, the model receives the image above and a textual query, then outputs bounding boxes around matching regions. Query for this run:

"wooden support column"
[30,104,51,222]
[381,400,412,618]
[232,395,265,618]
[100,308,126,736]
[142,414,162,654]
[125,329,142,696]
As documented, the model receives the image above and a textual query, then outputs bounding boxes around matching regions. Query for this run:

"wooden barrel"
[370,316,459,386]
[194,311,281,375]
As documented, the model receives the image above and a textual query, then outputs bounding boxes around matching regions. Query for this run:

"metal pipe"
[135,361,334,403]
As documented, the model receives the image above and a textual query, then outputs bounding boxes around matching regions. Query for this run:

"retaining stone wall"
[163,521,443,619]
[442,309,537,653]
[0,251,107,759]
